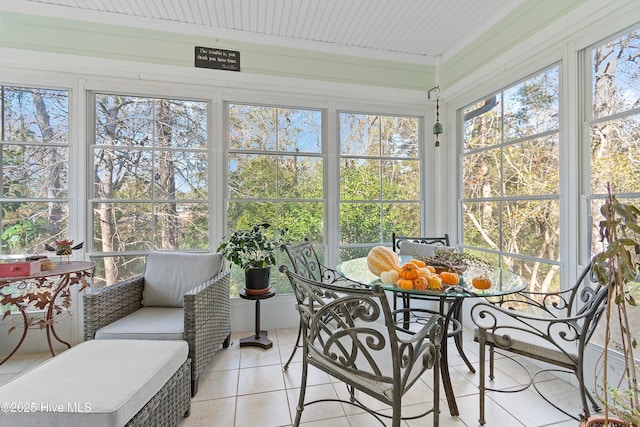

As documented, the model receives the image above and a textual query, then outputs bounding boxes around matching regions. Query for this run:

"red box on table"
[0,261,41,278]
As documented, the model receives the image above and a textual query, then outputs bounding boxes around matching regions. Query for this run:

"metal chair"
[470,263,609,424]
[280,238,346,370]
[280,265,444,427]
[392,232,450,254]
[389,233,475,372]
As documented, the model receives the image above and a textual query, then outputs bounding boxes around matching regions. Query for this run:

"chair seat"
[474,328,577,367]
[95,307,184,341]
[308,322,430,400]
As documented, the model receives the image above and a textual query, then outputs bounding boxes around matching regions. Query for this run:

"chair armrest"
[396,314,444,371]
[470,300,595,366]
[83,275,145,340]
[183,271,231,380]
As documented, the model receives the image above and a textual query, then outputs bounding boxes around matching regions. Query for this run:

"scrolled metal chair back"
[281,264,443,396]
[281,238,344,283]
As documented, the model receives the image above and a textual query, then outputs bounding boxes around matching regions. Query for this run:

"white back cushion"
[142,251,223,307]
[397,241,439,257]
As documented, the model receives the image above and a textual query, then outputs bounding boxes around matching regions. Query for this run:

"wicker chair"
[83,251,231,396]
[471,263,609,424]
[280,238,347,370]
[281,265,444,427]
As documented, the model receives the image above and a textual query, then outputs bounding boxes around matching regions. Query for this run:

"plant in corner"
[217,222,287,295]
[588,184,640,427]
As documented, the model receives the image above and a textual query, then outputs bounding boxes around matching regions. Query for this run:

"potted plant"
[587,184,639,426]
[217,222,287,295]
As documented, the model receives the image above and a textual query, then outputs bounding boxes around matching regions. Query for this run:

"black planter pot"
[244,266,271,295]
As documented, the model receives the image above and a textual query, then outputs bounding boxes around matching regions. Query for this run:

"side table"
[239,288,276,349]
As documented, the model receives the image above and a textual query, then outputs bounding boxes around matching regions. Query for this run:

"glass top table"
[337,255,527,298]
[337,255,528,416]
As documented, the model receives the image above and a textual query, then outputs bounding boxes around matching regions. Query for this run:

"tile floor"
[0,327,592,427]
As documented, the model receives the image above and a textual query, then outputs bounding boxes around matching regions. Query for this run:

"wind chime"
[428,86,442,147]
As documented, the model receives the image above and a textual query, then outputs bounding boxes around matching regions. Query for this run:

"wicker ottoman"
[0,340,190,427]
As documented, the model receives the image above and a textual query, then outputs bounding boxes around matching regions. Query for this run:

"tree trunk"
[156,100,178,250]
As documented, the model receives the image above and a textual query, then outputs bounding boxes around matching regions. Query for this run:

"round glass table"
[337,256,527,416]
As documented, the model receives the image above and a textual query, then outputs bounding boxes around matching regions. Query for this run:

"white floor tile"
[2,327,595,427]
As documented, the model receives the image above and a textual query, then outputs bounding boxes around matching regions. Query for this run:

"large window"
[0,86,69,314]
[339,113,421,260]
[227,104,323,296]
[0,86,69,254]
[91,94,209,287]
[461,67,560,292]
[586,26,640,346]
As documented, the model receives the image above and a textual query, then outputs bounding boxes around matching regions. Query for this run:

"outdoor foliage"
[0,87,69,255]
[462,67,560,295]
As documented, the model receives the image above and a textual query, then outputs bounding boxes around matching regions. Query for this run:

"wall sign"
[195,46,240,71]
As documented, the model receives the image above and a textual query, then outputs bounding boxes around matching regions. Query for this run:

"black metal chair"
[280,238,347,369]
[392,232,450,253]
[470,263,609,424]
[389,233,475,372]
[280,265,444,427]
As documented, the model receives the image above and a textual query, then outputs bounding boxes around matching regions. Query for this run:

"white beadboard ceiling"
[3,0,525,65]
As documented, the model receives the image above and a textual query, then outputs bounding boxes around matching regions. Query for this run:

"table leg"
[240,299,273,349]
[440,297,461,416]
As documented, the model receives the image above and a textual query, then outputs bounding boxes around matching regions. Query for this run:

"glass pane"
[466,248,498,266]
[1,202,68,255]
[277,108,322,153]
[95,95,154,147]
[278,155,323,199]
[228,104,276,151]
[503,68,559,140]
[92,202,153,252]
[340,113,381,156]
[339,247,371,262]
[228,154,277,199]
[462,151,501,199]
[381,116,418,157]
[4,87,68,143]
[278,202,324,243]
[590,114,640,194]
[340,203,380,244]
[155,150,208,199]
[463,94,502,151]
[502,256,560,295]
[154,203,208,250]
[225,202,277,233]
[161,100,207,149]
[381,159,420,200]
[502,200,560,261]
[382,203,420,242]
[593,29,640,119]
[503,134,559,196]
[340,158,380,200]
[3,144,68,198]
[91,254,146,288]
[462,201,500,250]
[94,148,153,199]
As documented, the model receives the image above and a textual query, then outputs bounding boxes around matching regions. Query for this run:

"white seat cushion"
[308,321,431,400]
[142,251,223,307]
[95,307,184,340]
[0,339,188,427]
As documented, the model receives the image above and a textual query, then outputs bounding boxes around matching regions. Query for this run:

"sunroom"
[0,1,638,426]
